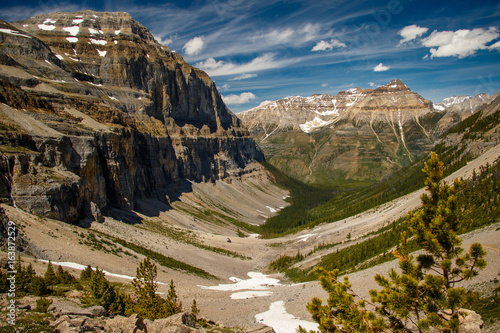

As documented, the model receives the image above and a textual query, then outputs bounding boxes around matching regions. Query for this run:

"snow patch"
[88,28,100,35]
[68,57,80,62]
[230,291,272,300]
[55,54,64,60]
[38,18,56,31]
[90,38,107,45]
[266,206,283,213]
[0,28,32,38]
[296,234,314,242]
[97,49,107,57]
[114,29,121,35]
[200,272,281,292]
[299,117,334,133]
[255,301,318,333]
[66,37,78,43]
[39,260,165,284]
[63,26,79,36]
[72,19,84,25]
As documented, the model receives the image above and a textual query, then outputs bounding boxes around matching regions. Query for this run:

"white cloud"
[195,53,299,76]
[489,40,500,50]
[373,63,390,72]
[220,84,231,90]
[252,23,326,48]
[183,36,205,56]
[398,25,429,44]
[257,100,274,107]
[368,82,376,87]
[153,34,175,46]
[421,27,500,58]
[311,39,346,51]
[229,73,258,81]
[222,92,257,105]
[321,82,328,87]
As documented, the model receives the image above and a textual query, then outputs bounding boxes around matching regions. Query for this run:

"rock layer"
[0,11,264,223]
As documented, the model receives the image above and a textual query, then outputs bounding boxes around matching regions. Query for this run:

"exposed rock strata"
[0,11,264,223]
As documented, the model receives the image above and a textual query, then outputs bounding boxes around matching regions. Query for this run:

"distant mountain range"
[237,79,493,185]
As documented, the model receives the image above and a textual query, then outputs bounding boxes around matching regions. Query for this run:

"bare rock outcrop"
[0,11,264,223]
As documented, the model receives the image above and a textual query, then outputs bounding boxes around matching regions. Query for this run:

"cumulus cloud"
[153,34,175,46]
[257,100,274,107]
[489,40,500,50]
[421,27,500,58]
[183,36,205,56]
[229,73,258,81]
[373,63,390,72]
[196,53,299,76]
[398,25,429,44]
[311,39,346,51]
[222,92,257,105]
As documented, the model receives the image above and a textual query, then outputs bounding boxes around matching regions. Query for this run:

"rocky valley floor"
[2,144,500,331]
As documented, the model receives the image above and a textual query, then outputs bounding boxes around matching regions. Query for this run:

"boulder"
[458,309,483,333]
[105,314,147,333]
[145,312,200,333]
[48,300,106,318]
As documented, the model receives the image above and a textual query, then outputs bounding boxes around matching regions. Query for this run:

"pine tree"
[89,267,116,309]
[190,299,200,322]
[80,264,93,281]
[44,261,58,286]
[165,279,182,315]
[132,257,169,320]
[302,152,487,333]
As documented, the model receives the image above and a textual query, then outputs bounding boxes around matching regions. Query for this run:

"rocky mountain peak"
[374,79,410,93]
[0,11,265,223]
[238,79,431,135]
[18,10,155,43]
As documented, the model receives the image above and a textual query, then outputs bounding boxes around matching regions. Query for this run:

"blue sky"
[1,0,500,112]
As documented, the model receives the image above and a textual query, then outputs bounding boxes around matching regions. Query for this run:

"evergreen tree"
[29,276,50,296]
[108,291,134,317]
[132,257,168,320]
[190,299,200,322]
[89,267,116,309]
[302,153,487,333]
[165,279,182,315]
[44,261,58,286]
[80,264,93,281]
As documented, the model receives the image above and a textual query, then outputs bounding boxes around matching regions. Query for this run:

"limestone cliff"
[0,11,264,223]
[237,80,438,184]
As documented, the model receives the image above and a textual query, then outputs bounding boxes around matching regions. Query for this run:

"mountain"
[433,93,493,135]
[237,79,441,184]
[239,79,432,134]
[0,11,267,224]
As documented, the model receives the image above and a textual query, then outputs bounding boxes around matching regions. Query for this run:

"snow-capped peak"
[433,95,472,111]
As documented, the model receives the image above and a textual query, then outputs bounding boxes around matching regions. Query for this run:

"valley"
[2,143,499,330]
[0,8,499,333]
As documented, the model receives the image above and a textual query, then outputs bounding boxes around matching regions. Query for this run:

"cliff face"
[238,79,433,134]
[237,80,438,184]
[0,11,264,223]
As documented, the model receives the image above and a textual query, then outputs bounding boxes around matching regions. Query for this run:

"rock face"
[237,79,440,184]
[0,11,264,223]
[237,80,493,185]
[238,79,433,134]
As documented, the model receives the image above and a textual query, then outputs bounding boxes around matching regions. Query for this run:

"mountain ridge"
[0,11,267,223]
[237,79,493,185]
